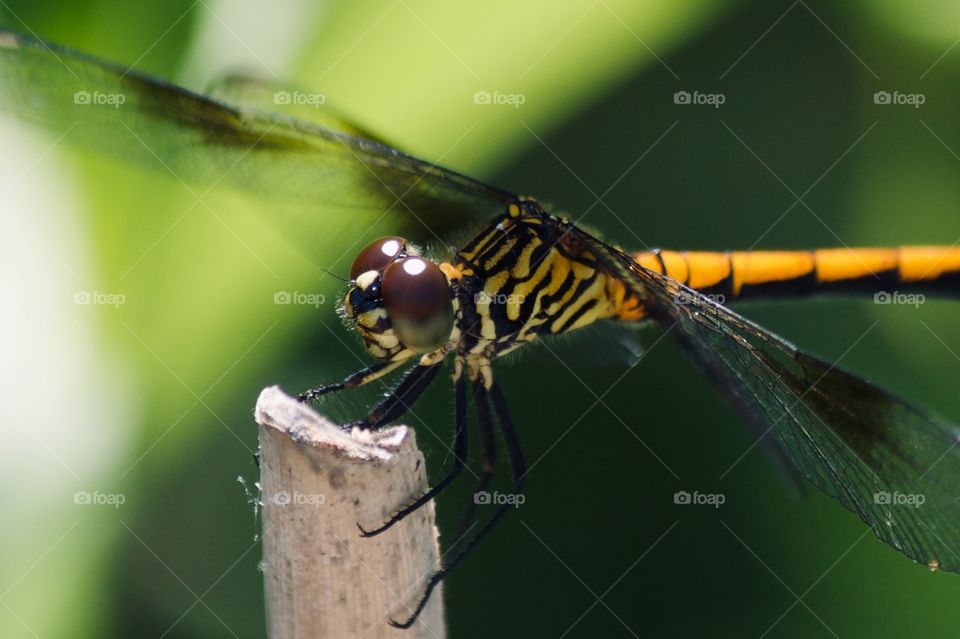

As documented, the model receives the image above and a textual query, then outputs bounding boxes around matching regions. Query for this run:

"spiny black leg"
[359,368,470,537]
[389,378,526,629]
[454,379,498,539]
[298,360,399,402]
[357,362,442,431]
[489,380,526,491]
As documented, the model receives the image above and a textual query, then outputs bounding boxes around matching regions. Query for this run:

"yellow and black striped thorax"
[450,200,628,357]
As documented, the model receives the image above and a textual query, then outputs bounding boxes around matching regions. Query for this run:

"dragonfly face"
[345,236,456,360]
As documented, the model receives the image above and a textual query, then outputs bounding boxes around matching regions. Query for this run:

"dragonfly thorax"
[449,201,634,359]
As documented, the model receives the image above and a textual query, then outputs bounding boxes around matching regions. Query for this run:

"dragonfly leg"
[452,378,499,539]
[297,359,403,402]
[352,362,443,430]
[489,379,527,497]
[358,362,470,537]
[389,377,526,629]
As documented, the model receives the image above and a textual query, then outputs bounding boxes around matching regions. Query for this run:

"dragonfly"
[3,29,960,629]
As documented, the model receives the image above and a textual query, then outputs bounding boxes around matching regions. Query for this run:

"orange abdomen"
[628,247,960,307]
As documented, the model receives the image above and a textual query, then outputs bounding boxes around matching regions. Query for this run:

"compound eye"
[382,257,454,353]
[350,237,407,280]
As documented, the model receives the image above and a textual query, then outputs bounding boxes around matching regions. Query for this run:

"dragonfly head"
[343,237,456,360]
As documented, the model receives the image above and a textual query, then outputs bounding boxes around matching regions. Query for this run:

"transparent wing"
[577,227,960,573]
[0,30,515,262]
[203,73,396,145]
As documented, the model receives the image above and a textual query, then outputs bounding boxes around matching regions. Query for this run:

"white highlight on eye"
[381,239,402,258]
[403,258,427,276]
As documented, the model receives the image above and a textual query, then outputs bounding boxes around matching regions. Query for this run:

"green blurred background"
[3,0,960,637]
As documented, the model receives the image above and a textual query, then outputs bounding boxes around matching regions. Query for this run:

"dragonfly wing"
[203,73,397,146]
[0,30,515,262]
[578,228,960,573]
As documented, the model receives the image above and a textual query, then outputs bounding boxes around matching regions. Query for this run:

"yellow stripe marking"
[512,237,540,279]
[543,255,570,295]
[814,248,898,283]
[550,276,605,333]
[730,251,815,296]
[484,237,518,272]
[682,251,731,289]
[659,251,689,284]
[510,251,553,322]
[633,253,663,274]
[461,226,502,262]
[899,246,960,281]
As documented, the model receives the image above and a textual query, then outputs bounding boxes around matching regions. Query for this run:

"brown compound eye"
[350,237,407,280]
[381,257,454,353]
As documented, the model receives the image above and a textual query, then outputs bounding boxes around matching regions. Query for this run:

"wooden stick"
[255,386,446,638]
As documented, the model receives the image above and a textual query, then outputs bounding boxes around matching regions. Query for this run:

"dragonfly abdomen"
[630,247,960,306]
